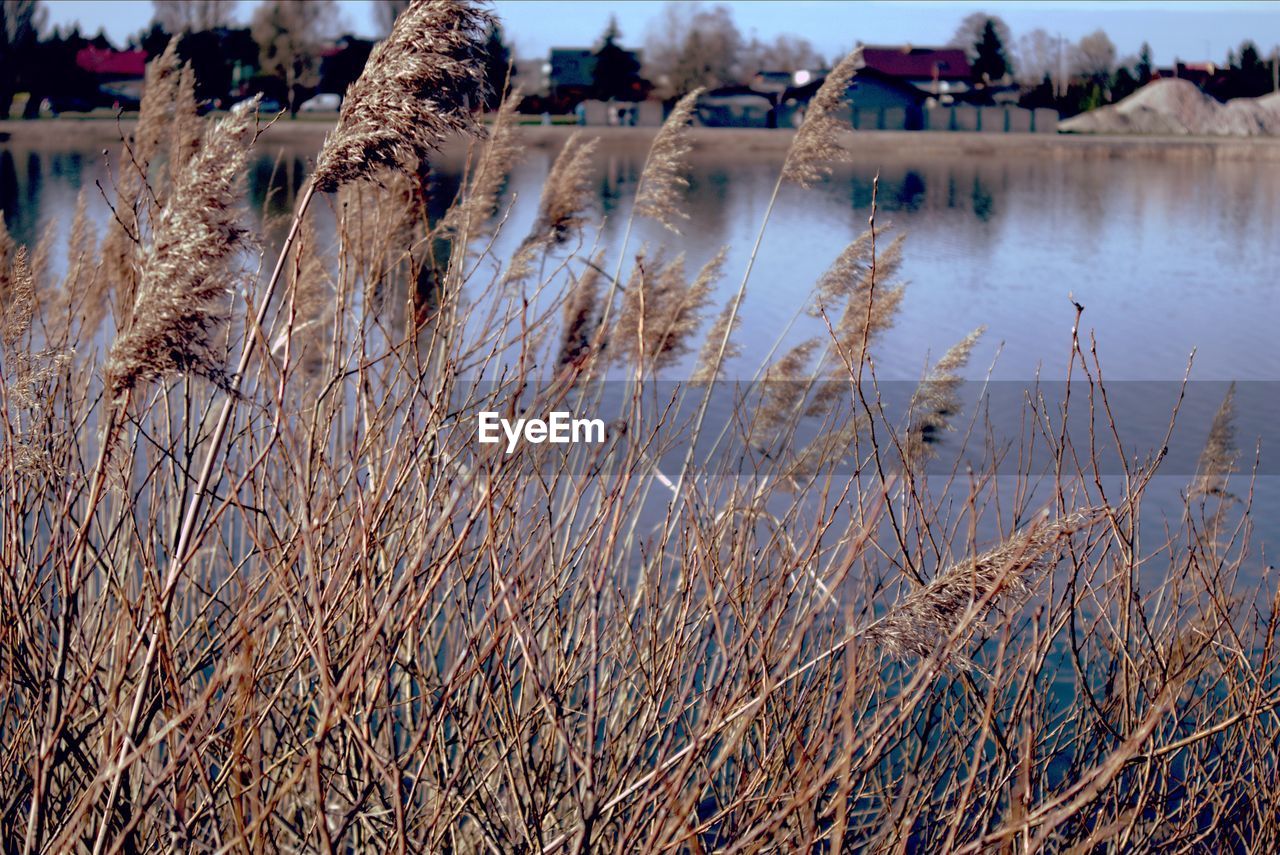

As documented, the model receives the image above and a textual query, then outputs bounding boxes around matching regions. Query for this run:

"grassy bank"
[8,115,1280,162]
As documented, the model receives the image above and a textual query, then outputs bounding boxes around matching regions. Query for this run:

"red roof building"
[860,45,972,96]
[75,46,148,79]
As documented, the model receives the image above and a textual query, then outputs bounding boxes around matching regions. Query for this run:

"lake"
[5,128,1277,383]
[3,127,1277,573]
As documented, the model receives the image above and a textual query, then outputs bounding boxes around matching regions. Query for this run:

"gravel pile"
[1061,78,1280,136]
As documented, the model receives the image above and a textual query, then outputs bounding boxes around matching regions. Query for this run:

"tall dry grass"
[1,2,1277,851]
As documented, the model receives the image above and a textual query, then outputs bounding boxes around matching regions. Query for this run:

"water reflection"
[0,149,47,243]
[2,137,1277,384]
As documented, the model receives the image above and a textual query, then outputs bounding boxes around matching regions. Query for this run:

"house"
[547,48,596,96]
[860,45,972,100]
[696,86,776,127]
[778,63,1052,133]
[779,67,927,130]
[75,46,147,108]
[544,46,643,106]
[1154,62,1221,90]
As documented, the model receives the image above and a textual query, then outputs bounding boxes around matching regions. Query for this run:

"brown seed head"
[634,88,702,233]
[782,48,862,189]
[863,507,1105,665]
[313,0,493,192]
[106,99,261,400]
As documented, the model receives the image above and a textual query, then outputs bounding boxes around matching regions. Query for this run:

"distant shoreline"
[5,118,1280,162]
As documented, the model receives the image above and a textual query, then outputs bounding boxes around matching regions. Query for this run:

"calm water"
[3,133,1278,570]
[5,136,1276,382]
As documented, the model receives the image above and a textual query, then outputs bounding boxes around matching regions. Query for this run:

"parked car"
[299,93,341,112]
[235,96,283,114]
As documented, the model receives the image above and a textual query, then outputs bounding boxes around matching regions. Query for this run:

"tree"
[739,33,824,74]
[1111,63,1139,101]
[1015,28,1063,88]
[177,26,261,106]
[591,16,642,101]
[645,2,743,97]
[949,11,1013,72]
[1136,41,1153,84]
[373,0,409,37]
[20,25,98,117]
[972,18,1011,83]
[1,0,46,118]
[1230,39,1271,97]
[1072,29,1116,83]
[1238,40,1262,72]
[250,0,337,116]
[151,0,236,33]
[480,22,514,109]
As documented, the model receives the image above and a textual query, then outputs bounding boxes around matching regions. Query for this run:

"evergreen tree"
[972,18,1010,84]
[1235,40,1270,97]
[1111,65,1138,101]
[591,15,644,101]
[479,22,512,109]
[1136,42,1153,83]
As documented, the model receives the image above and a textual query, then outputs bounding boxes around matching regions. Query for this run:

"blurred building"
[860,45,973,100]
[75,46,147,108]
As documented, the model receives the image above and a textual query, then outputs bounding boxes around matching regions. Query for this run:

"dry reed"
[633,88,702,233]
[313,0,494,192]
[0,16,1275,854]
[782,48,862,188]
[863,507,1102,663]
[524,131,599,248]
[1192,381,1239,499]
[104,98,260,400]
[905,325,986,466]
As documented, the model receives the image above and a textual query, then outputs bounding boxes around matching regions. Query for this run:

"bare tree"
[740,33,824,74]
[645,1,744,97]
[1,0,45,117]
[1072,29,1116,80]
[250,0,338,116]
[151,0,236,33]
[1015,28,1064,86]
[373,0,410,37]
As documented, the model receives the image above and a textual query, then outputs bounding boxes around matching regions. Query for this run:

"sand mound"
[1061,78,1280,136]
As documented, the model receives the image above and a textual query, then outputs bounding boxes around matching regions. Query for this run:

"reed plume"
[338,170,423,313]
[813,231,904,317]
[313,0,494,192]
[105,99,260,401]
[524,132,599,247]
[862,507,1104,664]
[614,247,724,371]
[782,48,861,188]
[905,326,985,466]
[102,42,184,329]
[167,64,204,193]
[691,299,741,384]
[753,338,819,443]
[40,190,101,347]
[0,246,33,348]
[439,90,524,243]
[2,246,72,475]
[634,89,702,233]
[272,217,334,381]
[1192,382,1238,499]
[805,232,907,415]
[0,220,12,293]
[557,255,604,368]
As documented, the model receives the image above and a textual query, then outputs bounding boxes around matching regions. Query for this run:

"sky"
[42,1,1280,67]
